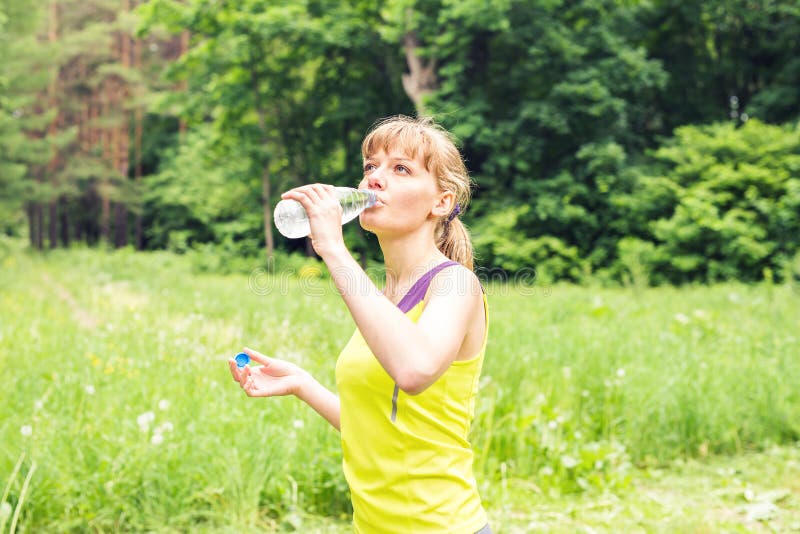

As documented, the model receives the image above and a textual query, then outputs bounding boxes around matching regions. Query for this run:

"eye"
[395,165,410,174]
[363,163,377,173]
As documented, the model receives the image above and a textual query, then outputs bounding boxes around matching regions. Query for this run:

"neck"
[377,226,448,297]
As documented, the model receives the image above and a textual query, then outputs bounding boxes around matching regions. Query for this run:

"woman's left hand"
[281,184,347,258]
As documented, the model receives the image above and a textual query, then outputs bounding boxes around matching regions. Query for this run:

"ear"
[431,190,455,219]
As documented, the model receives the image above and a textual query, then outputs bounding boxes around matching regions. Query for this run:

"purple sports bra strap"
[396,260,460,313]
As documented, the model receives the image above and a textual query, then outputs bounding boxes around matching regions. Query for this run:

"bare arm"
[323,249,482,395]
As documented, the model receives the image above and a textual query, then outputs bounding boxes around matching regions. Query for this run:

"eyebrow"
[364,155,415,164]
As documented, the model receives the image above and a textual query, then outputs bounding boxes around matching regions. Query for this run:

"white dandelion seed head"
[137,411,155,432]
[616,368,626,378]
[540,466,554,476]
[674,313,690,325]
[157,422,173,434]
[85,385,96,395]
[548,420,558,430]
[158,399,170,411]
[595,460,604,470]
[150,433,164,445]
[20,425,33,437]
[34,400,44,410]
[293,419,305,429]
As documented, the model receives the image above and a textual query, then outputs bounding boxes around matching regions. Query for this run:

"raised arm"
[229,347,340,431]
[323,251,483,395]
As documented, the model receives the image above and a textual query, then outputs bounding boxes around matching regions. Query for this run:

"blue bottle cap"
[234,352,250,368]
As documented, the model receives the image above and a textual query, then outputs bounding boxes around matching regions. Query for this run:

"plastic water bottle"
[274,187,377,239]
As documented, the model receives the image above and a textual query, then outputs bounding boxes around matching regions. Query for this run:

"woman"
[229,116,491,534]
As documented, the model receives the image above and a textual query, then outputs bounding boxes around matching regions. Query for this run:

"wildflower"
[561,455,578,469]
[674,313,690,325]
[581,390,590,398]
[20,425,32,437]
[540,466,554,476]
[548,420,558,430]
[137,411,155,432]
[156,422,173,434]
[562,367,572,379]
[293,419,305,429]
[158,399,170,411]
[150,433,164,445]
[34,400,44,410]
[85,385,96,395]
[616,368,626,378]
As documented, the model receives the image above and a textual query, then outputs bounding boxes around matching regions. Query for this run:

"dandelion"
[616,368,626,378]
[0,502,12,523]
[20,425,32,437]
[540,466,554,476]
[156,422,173,434]
[561,455,578,469]
[158,399,170,411]
[535,393,547,404]
[548,420,558,430]
[293,419,305,429]
[85,385,96,395]
[137,411,155,432]
[595,460,604,470]
[150,433,164,445]
[574,431,583,440]
[34,400,44,410]
[674,313,690,325]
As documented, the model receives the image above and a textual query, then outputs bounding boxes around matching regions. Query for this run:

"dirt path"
[41,272,99,330]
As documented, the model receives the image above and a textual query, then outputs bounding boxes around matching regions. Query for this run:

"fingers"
[228,358,244,383]
[243,346,270,366]
[281,184,338,213]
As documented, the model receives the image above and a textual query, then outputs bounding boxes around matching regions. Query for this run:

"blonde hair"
[361,115,475,270]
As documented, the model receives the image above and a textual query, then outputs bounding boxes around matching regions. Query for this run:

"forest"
[1,0,799,283]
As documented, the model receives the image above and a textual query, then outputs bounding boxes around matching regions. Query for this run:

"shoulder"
[426,262,483,307]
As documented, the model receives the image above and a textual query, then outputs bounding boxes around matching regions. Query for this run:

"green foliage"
[617,120,800,283]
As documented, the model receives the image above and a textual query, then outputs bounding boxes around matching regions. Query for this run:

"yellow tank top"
[335,261,489,533]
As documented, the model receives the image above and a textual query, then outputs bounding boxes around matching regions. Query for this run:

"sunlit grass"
[1,247,798,531]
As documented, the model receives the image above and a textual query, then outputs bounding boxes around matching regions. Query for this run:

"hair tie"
[446,203,461,224]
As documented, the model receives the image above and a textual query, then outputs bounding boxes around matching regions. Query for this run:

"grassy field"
[1,246,799,532]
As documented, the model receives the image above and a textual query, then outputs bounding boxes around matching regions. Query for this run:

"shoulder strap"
[396,260,460,313]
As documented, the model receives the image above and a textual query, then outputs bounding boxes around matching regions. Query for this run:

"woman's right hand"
[228,347,309,398]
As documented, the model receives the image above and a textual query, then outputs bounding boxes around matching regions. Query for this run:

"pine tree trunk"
[34,202,44,250]
[49,201,58,249]
[59,196,70,246]
[133,21,144,250]
[47,1,59,249]
[100,81,111,244]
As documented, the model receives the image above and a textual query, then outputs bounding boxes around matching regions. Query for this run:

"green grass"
[1,247,798,532]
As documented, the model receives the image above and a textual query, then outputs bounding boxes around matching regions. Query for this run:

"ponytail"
[437,217,474,271]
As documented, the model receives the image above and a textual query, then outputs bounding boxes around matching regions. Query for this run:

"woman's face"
[357,147,442,237]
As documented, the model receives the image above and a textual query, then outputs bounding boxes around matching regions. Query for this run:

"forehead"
[362,123,434,166]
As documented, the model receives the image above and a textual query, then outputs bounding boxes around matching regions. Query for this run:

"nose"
[365,170,385,191]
